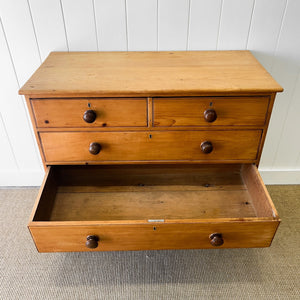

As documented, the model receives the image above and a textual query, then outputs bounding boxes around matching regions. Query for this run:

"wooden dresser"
[19,51,283,252]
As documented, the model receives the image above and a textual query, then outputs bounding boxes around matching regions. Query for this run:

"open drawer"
[29,164,280,252]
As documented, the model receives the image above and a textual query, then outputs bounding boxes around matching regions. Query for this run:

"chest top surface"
[19,51,283,97]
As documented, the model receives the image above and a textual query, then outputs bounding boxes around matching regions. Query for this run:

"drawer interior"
[33,164,278,223]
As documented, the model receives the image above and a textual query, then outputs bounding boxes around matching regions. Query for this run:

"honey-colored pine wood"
[28,166,54,222]
[241,164,280,218]
[32,167,58,221]
[32,125,271,133]
[55,164,244,187]
[31,164,276,222]
[256,93,276,165]
[39,130,262,163]
[28,164,280,252]
[147,97,153,128]
[25,96,47,170]
[20,51,283,252]
[31,98,147,128]
[42,165,257,221]
[49,190,257,221]
[19,51,283,97]
[29,221,279,252]
[153,97,269,127]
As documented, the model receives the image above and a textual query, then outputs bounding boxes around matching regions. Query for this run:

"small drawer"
[39,130,262,163]
[31,98,148,127]
[29,164,280,252]
[153,97,269,127]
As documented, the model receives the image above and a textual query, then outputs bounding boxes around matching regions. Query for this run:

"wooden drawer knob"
[89,142,102,155]
[204,109,217,122]
[86,235,99,249]
[83,110,97,123]
[209,233,224,246]
[201,141,213,154]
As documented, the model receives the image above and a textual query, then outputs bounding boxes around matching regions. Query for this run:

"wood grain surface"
[39,130,262,162]
[31,98,147,128]
[28,164,280,251]
[242,164,280,218]
[29,221,280,252]
[49,189,257,221]
[19,51,283,97]
[153,97,269,126]
[21,51,281,252]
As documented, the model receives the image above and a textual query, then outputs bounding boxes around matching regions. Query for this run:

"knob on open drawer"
[209,233,224,246]
[86,235,99,249]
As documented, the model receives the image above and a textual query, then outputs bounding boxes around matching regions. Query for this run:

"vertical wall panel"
[0,113,17,171]
[272,0,300,168]
[29,0,68,60]
[276,71,300,168]
[0,20,42,171]
[247,0,286,70]
[188,0,222,50]
[61,0,97,51]
[158,0,190,50]
[260,0,300,169]
[297,138,300,168]
[0,0,41,86]
[246,0,287,169]
[94,0,127,51]
[0,0,300,184]
[218,0,254,50]
[127,0,157,51]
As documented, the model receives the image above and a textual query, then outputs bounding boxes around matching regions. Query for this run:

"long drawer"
[153,97,269,127]
[31,98,148,128]
[29,164,280,252]
[39,130,262,163]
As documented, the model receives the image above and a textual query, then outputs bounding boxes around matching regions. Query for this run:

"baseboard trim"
[0,170,44,186]
[259,169,300,185]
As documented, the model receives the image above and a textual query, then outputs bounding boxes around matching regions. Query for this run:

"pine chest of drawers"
[19,51,283,252]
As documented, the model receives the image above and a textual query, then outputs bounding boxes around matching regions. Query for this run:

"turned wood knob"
[201,141,213,154]
[86,235,99,249]
[89,142,102,155]
[209,233,224,247]
[204,109,217,122]
[83,110,97,123]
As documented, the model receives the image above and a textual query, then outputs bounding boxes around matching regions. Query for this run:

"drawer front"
[40,130,262,162]
[153,97,269,127]
[31,98,148,127]
[29,221,279,252]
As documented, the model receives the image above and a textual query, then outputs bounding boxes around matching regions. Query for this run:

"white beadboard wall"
[0,0,299,186]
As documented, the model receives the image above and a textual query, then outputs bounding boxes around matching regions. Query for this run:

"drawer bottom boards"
[29,164,280,252]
